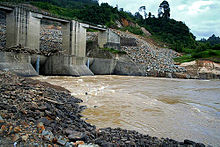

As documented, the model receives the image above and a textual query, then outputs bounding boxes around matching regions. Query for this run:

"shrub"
[121,26,144,36]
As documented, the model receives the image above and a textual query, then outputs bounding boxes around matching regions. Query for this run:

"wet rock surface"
[0,71,206,146]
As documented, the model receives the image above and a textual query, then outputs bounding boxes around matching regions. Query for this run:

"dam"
[0,3,123,77]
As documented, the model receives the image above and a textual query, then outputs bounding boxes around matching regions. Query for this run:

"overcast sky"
[99,0,220,40]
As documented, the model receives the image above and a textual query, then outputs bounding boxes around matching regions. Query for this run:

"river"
[33,76,220,146]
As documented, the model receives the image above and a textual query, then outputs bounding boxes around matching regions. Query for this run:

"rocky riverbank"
[112,29,186,76]
[178,60,220,79]
[0,71,207,146]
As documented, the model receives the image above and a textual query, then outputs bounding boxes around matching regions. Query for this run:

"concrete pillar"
[6,9,17,47]
[6,7,41,51]
[70,20,87,57]
[27,12,41,51]
[77,23,87,57]
[98,29,121,50]
[98,30,108,48]
[70,20,78,56]
[61,22,70,54]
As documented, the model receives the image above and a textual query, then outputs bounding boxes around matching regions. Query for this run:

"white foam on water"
[201,80,210,82]
[192,106,201,113]
[87,85,108,96]
[77,79,84,83]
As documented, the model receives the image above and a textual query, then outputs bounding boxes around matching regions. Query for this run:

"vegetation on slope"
[174,41,220,63]
[142,18,196,51]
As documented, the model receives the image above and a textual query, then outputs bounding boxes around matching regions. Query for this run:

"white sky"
[99,0,220,39]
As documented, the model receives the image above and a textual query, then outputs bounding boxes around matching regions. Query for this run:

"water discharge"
[33,76,220,146]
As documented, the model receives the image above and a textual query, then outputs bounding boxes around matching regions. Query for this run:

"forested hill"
[199,34,220,46]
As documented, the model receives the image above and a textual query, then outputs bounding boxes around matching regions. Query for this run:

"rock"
[38,105,47,111]
[78,144,98,147]
[196,143,206,147]
[37,122,45,133]
[68,131,86,141]
[37,117,51,126]
[57,136,67,146]
[64,128,74,135]
[179,60,220,79]
[75,141,85,145]
[166,72,173,78]
[140,27,151,36]
[0,115,4,123]
[0,125,6,133]
[21,134,29,142]
[42,130,55,142]
[184,139,196,145]
[65,142,74,147]
[14,126,21,133]
[12,134,20,142]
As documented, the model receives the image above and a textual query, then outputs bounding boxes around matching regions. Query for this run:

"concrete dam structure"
[0,3,121,76]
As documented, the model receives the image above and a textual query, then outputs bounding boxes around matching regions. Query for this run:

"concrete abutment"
[98,29,120,50]
[0,51,38,76]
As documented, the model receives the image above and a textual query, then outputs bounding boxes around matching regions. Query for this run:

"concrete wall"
[107,29,120,44]
[43,54,93,76]
[98,29,120,50]
[98,30,108,48]
[6,8,41,51]
[88,55,146,76]
[120,37,137,46]
[114,60,146,76]
[88,58,117,75]
[62,22,70,54]
[70,20,87,57]
[27,12,41,50]
[0,51,38,76]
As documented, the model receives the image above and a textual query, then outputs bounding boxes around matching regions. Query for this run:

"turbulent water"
[33,76,220,146]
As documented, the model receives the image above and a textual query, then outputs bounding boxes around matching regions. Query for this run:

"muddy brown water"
[33,76,220,146]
